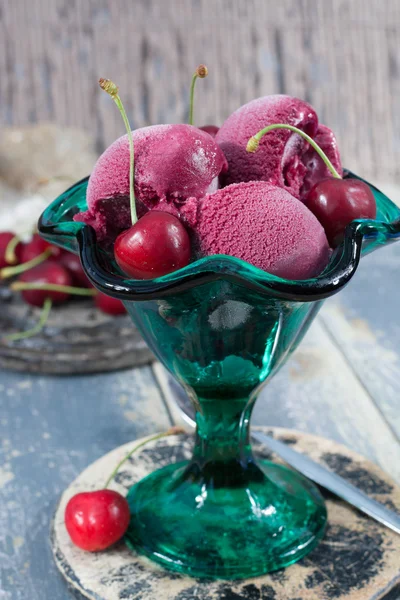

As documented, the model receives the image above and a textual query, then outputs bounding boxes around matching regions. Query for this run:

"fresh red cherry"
[114,211,191,279]
[65,490,130,552]
[95,292,126,315]
[18,261,72,307]
[58,252,92,288]
[246,124,376,248]
[305,178,377,247]
[63,429,184,552]
[20,233,61,263]
[200,125,219,138]
[98,80,191,279]
[0,232,22,268]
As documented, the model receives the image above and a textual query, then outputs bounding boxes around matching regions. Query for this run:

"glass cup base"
[125,458,327,580]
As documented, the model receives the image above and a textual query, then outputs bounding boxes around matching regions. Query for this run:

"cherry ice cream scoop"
[216,94,342,199]
[192,181,331,280]
[76,124,227,244]
[89,78,193,280]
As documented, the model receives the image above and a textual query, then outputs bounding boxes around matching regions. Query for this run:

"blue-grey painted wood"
[321,242,400,441]
[0,367,170,600]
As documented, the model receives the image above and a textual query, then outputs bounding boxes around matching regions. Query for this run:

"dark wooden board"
[1,286,153,374]
[51,428,400,600]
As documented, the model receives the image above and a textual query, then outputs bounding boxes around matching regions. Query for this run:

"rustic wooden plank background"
[1,0,400,182]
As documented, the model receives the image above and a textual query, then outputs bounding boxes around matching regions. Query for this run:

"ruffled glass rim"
[38,171,400,302]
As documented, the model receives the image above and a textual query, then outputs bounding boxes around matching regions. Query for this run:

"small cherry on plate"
[65,490,130,552]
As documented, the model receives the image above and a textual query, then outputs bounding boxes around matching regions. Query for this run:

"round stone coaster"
[0,290,153,374]
[52,428,400,600]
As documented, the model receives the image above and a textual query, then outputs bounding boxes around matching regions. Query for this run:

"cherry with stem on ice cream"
[98,79,137,227]
[247,124,376,246]
[305,178,376,247]
[99,78,191,279]
[114,211,191,279]
[65,427,185,552]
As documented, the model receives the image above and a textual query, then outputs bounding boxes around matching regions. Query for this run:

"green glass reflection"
[123,280,327,578]
[39,174,400,579]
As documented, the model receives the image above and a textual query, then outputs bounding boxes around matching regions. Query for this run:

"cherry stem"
[4,297,53,342]
[99,78,137,225]
[1,248,53,280]
[246,124,342,179]
[10,282,97,296]
[189,64,208,126]
[4,234,22,265]
[104,426,186,489]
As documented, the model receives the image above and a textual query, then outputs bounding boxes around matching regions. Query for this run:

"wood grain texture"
[321,242,400,444]
[0,367,171,600]
[1,0,400,180]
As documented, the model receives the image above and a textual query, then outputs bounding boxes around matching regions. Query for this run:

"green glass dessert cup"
[39,173,400,580]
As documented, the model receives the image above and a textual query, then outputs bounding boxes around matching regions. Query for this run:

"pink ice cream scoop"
[75,124,227,242]
[191,181,331,280]
[215,95,342,199]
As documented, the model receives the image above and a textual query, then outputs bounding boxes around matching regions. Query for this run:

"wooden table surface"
[1,238,400,599]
